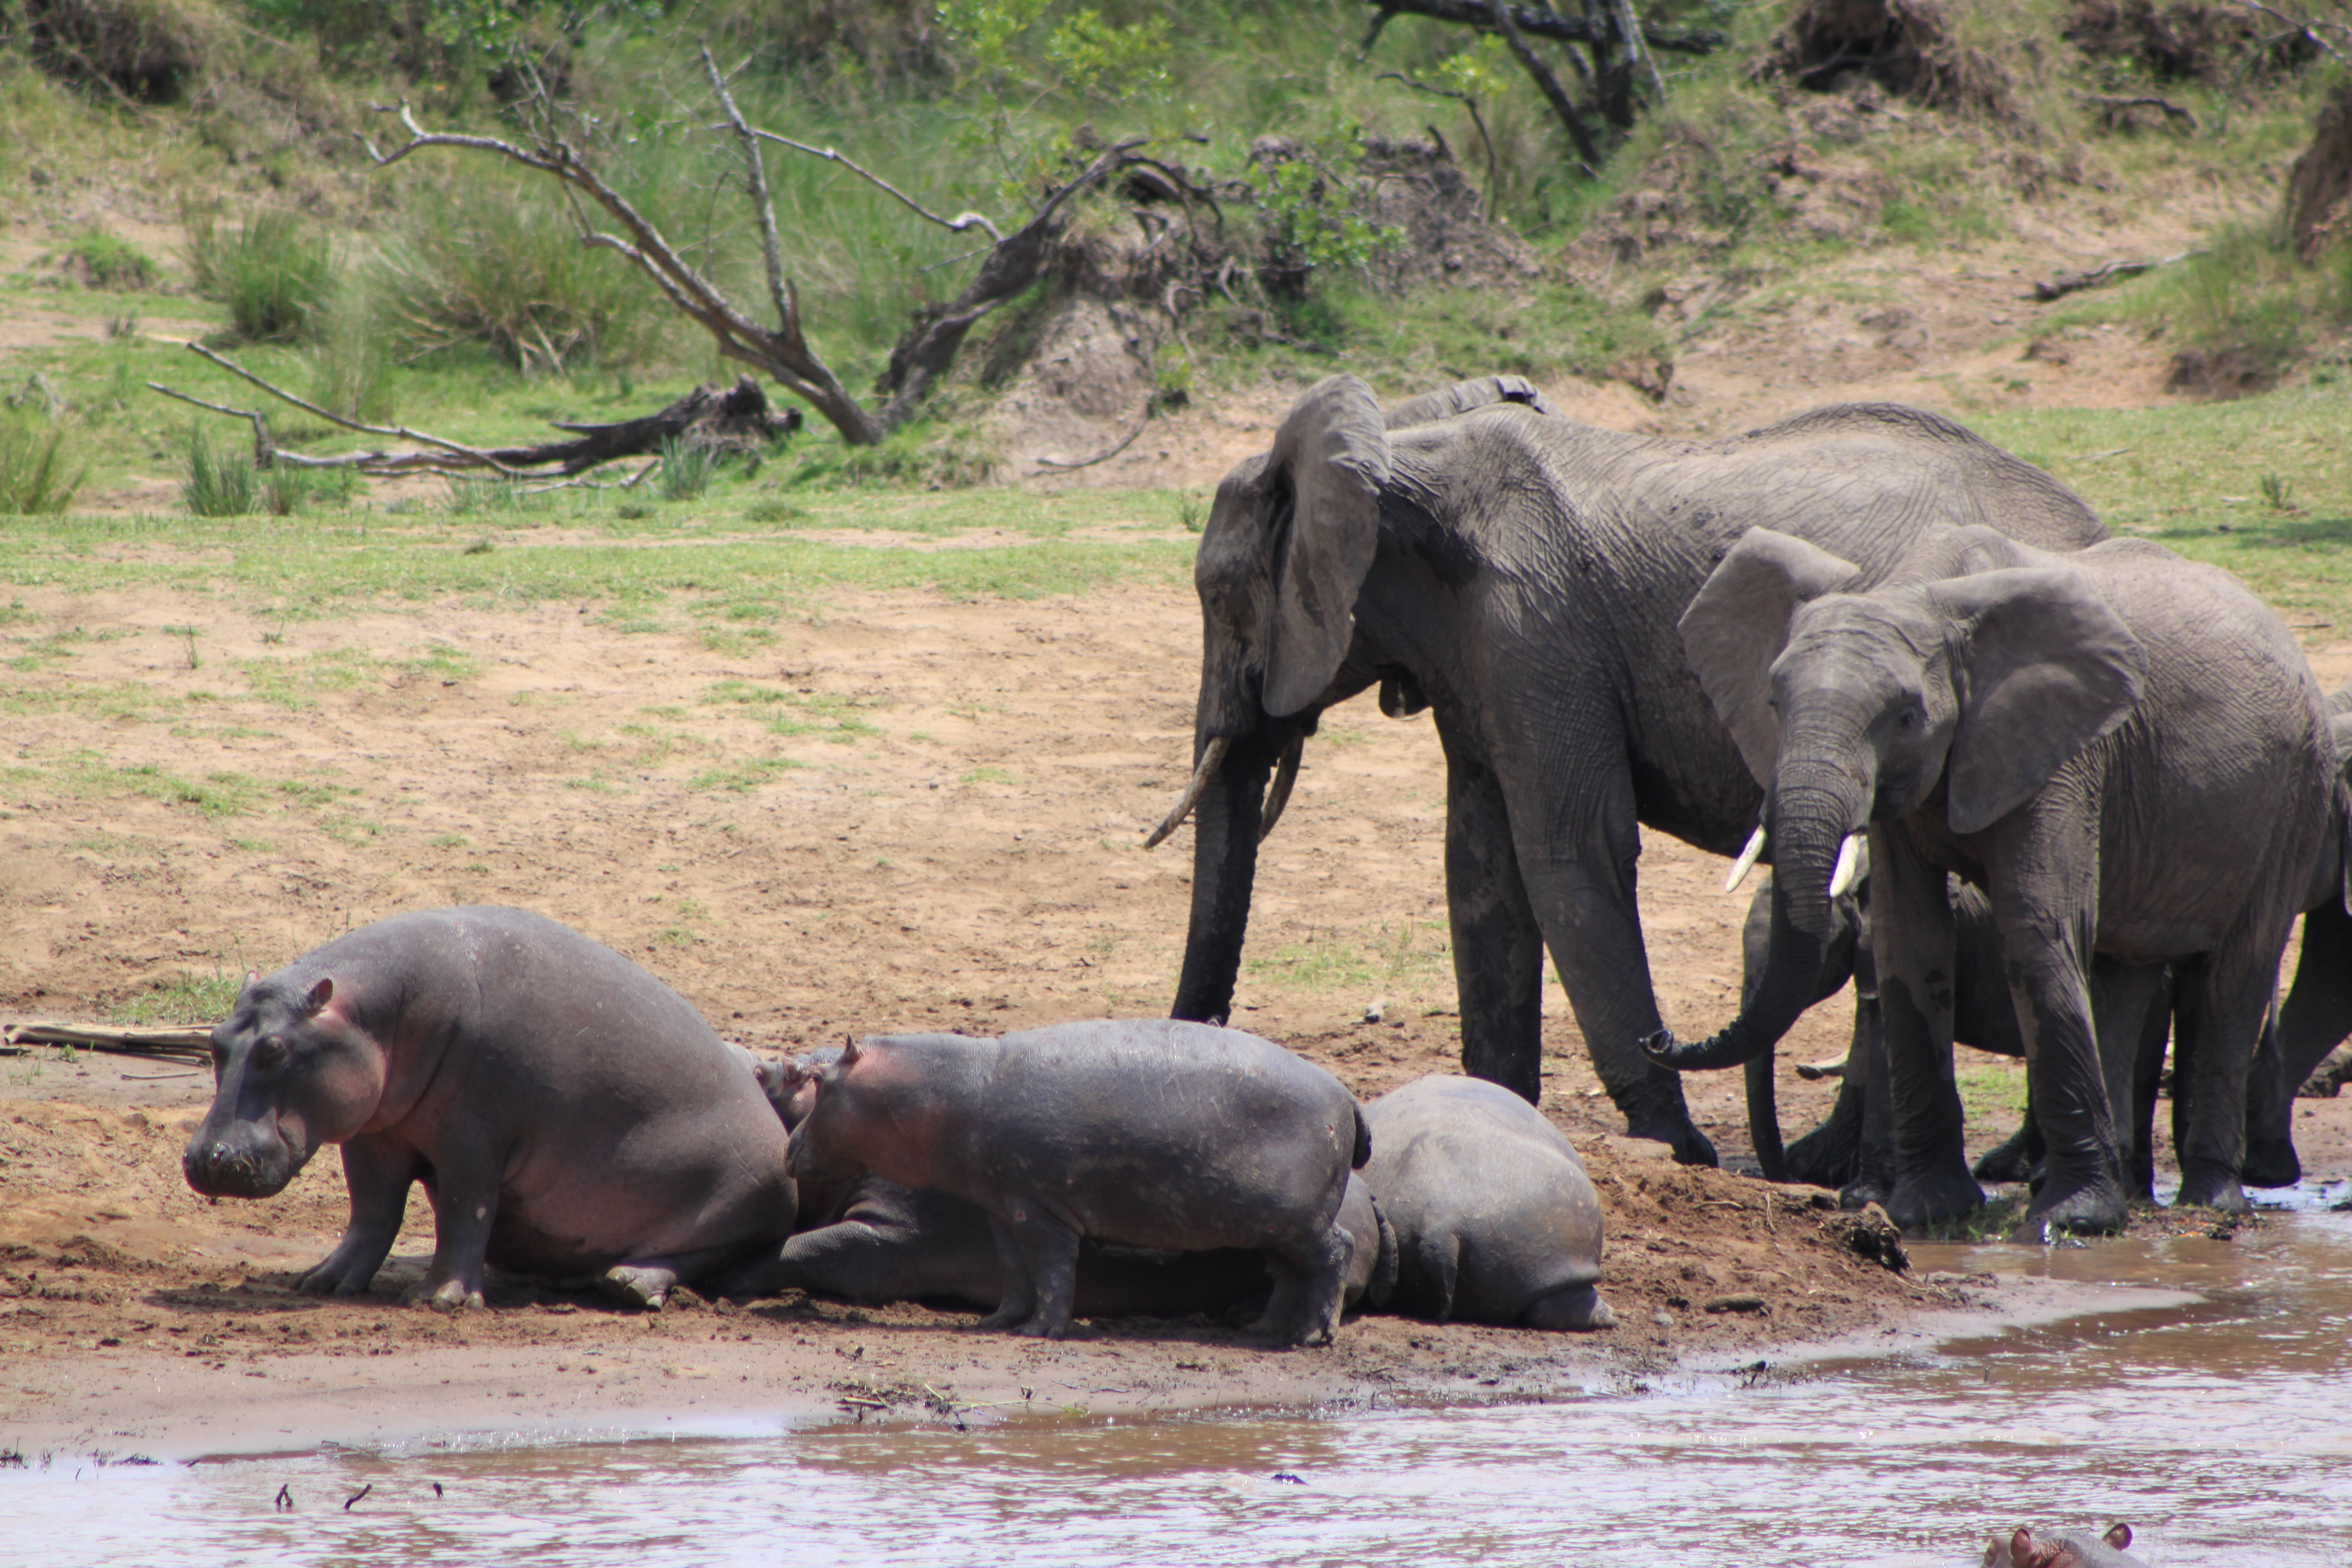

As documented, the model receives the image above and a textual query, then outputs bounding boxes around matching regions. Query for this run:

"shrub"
[0,414,88,514]
[657,437,717,501]
[181,421,255,515]
[68,230,158,290]
[372,175,661,373]
[182,207,334,341]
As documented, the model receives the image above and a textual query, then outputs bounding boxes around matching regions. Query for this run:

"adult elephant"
[1150,374,2107,1162]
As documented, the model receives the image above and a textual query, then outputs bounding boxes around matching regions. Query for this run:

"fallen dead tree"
[3,1021,214,1064]
[2029,250,2193,300]
[150,343,802,484]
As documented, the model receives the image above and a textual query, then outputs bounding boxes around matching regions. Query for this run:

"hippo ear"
[246,969,260,986]
[1264,375,1390,718]
[301,977,335,1017]
[838,1036,863,1067]
[1680,529,1864,785]
[2104,1524,2132,1551]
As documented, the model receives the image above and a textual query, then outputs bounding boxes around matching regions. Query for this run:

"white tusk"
[1142,737,1231,849]
[1724,826,1766,894]
[1828,832,1864,899]
[1258,735,1303,845]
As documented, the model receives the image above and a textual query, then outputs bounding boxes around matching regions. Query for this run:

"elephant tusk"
[1258,735,1304,844]
[1142,736,1231,849]
[1828,832,1865,899]
[1723,826,1767,894]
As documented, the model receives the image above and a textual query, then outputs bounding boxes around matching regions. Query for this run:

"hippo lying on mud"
[717,1048,1394,1320]
[182,906,797,1312]
[785,1020,1370,1344]
[1984,1523,2146,1568]
[1360,1076,1615,1330]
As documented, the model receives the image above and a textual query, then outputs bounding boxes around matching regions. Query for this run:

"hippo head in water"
[183,972,384,1198]
[1984,1523,2144,1568]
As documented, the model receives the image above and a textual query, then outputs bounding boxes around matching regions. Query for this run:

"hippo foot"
[597,1265,677,1312]
[974,1304,1026,1332]
[2239,1135,2301,1190]
[2019,1172,2128,1237]
[2174,1161,2251,1214]
[1522,1284,1616,1332]
[406,1278,486,1313]
[1885,1166,1986,1233]
[295,1262,374,1297]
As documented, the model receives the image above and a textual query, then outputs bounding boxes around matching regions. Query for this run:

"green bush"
[372,175,661,373]
[69,231,158,291]
[182,421,256,515]
[0,414,88,514]
[183,208,335,341]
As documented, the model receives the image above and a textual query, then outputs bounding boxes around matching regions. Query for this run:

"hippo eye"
[250,1035,289,1070]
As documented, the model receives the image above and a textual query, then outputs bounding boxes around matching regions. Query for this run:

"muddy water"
[8,1203,2350,1567]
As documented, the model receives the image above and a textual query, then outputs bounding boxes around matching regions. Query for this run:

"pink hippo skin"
[182,906,797,1312]
[1984,1523,2147,1568]
[720,1047,1394,1318]
[787,1020,1371,1344]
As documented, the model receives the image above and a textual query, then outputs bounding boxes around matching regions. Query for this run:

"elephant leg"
[2089,959,2168,1207]
[1790,944,1878,1191]
[2249,898,2352,1185]
[1971,1102,2042,1186]
[2130,969,2174,1201]
[1866,829,1979,1228]
[1991,856,2124,1236]
[2171,921,2288,1213]
[1843,995,1899,1209]
[1437,724,1546,1102]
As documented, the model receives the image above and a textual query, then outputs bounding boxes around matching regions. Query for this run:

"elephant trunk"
[1644,772,1863,1074]
[1171,731,1277,1025]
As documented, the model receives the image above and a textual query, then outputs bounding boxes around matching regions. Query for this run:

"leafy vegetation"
[0,414,87,515]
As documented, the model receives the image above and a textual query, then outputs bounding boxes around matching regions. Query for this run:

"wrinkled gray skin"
[1164,374,2105,1168]
[1983,1522,2147,1568]
[787,1020,1370,1344]
[713,1048,1394,1318]
[2243,692,2352,1186]
[182,907,797,1311]
[1359,1075,1614,1330]
[1655,526,2332,1234]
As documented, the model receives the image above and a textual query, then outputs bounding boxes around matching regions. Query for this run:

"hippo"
[1359,1075,1615,1330]
[1983,1523,2147,1568]
[786,1020,1370,1344]
[717,1048,1395,1318]
[182,906,797,1312]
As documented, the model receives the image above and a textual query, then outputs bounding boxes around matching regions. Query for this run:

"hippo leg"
[298,1135,419,1297]
[405,1139,500,1313]
[1522,1283,1617,1331]
[997,1204,1082,1338]
[1253,1222,1350,1347]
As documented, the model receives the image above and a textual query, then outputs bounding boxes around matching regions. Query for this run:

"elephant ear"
[1382,375,1556,430]
[1264,375,1391,717]
[1933,566,2147,836]
[1679,528,1864,785]
[2331,711,2352,915]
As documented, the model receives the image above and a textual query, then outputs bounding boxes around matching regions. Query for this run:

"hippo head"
[1986,1523,2136,1568]
[752,1046,841,1131]
[784,1039,875,1183]
[182,972,386,1199]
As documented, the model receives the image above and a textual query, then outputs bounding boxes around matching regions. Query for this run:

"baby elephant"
[788,1020,1369,1344]
[726,1048,1393,1319]
[1984,1522,2146,1568]
[182,906,797,1312]
[1360,1076,1615,1330]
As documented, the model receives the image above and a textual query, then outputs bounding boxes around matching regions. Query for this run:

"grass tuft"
[182,208,334,343]
[0,414,89,515]
[180,422,254,516]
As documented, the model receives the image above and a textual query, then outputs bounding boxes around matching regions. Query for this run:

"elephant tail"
[1350,1101,1372,1170]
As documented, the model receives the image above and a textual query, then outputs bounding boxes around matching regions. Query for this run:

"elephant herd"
[1153,373,2346,1237]
[176,373,2340,1349]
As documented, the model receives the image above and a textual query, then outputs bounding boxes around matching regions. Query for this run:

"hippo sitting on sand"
[1984,1523,2147,1568]
[1359,1075,1616,1330]
[716,1047,1394,1320]
[182,906,797,1312]
[785,1020,1370,1344]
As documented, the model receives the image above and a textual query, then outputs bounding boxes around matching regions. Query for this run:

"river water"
[7,1196,2349,1567]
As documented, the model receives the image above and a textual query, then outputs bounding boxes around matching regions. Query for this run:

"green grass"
[114,968,243,1027]
[1246,919,1448,992]
[688,757,806,792]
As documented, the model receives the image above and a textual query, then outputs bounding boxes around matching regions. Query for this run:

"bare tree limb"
[1610,0,1670,101]
[184,343,530,473]
[2235,0,2352,64]
[1360,0,1725,54]
[702,45,801,340]
[1486,0,1602,173]
[145,382,276,465]
[1377,72,1500,217]
[1035,413,1150,470]
[2030,251,2194,301]
[739,128,1006,244]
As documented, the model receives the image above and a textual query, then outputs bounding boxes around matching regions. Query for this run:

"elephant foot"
[1885,1166,1986,1233]
[1784,1110,1862,1189]
[1838,1172,1891,1212]
[2021,1169,2128,1237]
[1971,1121,2043,1185]
[2239,1135,2302,1191]
[1522,1283,1616,1332]
[1626,1114,1718,1169]
[2175,1160,2252,1214]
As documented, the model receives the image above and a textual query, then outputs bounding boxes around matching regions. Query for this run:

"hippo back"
[1361,1075,1604,1323]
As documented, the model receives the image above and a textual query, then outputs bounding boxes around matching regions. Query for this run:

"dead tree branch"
[2072,90,2200,133]
[1485,0,1603,173]
[2030,251,2193,302]
[181,342,524,471]
[741,127,1006,243]
[1363,0,1725,53]
[2235,0,2352,64]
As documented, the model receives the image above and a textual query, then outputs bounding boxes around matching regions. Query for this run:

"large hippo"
[1983,1523,2147,1568]
[182,906,797,1312]
[1360,1075,1615,1330]
[718,1048,1394,1318]
[787,1020,1369,1344]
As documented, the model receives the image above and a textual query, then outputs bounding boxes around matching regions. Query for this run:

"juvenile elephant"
[1359,1075,1615,1330]
[1651,525,2332,1233]
[1153,374,2106,1165]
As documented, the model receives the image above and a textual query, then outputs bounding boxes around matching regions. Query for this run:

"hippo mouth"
[181,1126,307,1199]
